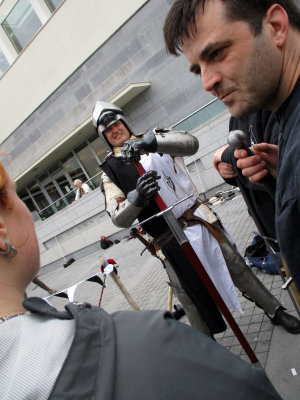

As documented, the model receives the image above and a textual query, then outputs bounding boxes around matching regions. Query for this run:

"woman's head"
[0,162,40,289]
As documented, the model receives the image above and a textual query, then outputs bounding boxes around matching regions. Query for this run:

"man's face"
[104,120,131,147]
[182,0,283,117]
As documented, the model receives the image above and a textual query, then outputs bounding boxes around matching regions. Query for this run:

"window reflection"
[44,0,64,13]
[18,188,36,212]
[27,181,49,211]
[2,0,42,53]
[74,142,100,181]
[61,152,87,183]
[44,180,67,211]
[89,133,111,163]
[55,173,72,196]
[0,49,10,77]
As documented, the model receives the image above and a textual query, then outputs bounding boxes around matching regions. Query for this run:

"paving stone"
[256,352,268,367]
[242,308,255,318]
[245,332,260,343]
[272,279,285,290]
[258,330,273,341]
[261,321,273,331]
[252,307,265,316]
[239,316,251,326]
[220,336,234,347]
[229,345,242,356]
[251,314,264,324]
[271,287,284,296]
[248,322,262,334]
[255,340,271,353]
[244,300,256,309]
[223,328,234,338]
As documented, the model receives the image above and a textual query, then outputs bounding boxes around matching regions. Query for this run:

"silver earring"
[0,242,17,259]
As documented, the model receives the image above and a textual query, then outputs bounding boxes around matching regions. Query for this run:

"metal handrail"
[171,98,219,128]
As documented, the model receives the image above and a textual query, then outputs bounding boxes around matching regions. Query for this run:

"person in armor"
[92,101,300,335]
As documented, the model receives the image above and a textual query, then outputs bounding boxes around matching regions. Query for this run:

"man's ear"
[265,4,289,48]
[0,217,8,252]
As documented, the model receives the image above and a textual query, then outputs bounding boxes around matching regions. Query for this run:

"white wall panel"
[0,0,148,143]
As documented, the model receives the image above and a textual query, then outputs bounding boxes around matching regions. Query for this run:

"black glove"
[127,170,160,207]
[121,130,157,163]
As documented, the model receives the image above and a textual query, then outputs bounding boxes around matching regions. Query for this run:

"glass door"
[53,171,75,205]
[43,176,67,212]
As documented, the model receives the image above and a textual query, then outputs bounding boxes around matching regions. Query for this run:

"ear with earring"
[0,218,17,259]
[0,242,17,259]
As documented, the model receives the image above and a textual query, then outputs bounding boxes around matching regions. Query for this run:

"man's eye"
[195,67,201,76]
[190,64,201,76]
[210,47,224,60]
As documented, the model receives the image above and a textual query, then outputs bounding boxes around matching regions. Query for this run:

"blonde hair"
[0,162,8,208]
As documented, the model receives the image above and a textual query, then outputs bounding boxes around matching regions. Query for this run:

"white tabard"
[141,153,242,313]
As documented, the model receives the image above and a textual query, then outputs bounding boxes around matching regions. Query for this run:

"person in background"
[73,178,91,201]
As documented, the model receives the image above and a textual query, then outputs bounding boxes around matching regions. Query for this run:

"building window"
[61,152,87,183]
[43,180,67,211]
[44,0,64,13]
[18,188,36,212]
[89,132,110,164]
[26,181,49,209]
[0,49,10,77]
[74,142,100,182]
[2,0,42,53]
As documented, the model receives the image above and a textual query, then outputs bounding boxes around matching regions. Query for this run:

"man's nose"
[111,124,119,134]
[201,66,222,93]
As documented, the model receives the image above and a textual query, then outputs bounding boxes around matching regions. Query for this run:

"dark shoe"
[270,308,300,334]
[63,258,75,268]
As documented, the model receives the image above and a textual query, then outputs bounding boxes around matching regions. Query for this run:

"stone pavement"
[27,194,300,400]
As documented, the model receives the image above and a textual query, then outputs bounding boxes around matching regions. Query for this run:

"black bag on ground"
[244,235,281,275]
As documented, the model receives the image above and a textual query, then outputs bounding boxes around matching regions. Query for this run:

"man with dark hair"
[163,0,300,293]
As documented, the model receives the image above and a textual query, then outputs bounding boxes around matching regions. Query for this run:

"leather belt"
[178,201,225,243]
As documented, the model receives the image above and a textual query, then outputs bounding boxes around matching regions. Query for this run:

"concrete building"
[0,0,231,269]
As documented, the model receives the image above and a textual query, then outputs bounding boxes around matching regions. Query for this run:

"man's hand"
[121,130,157,163]
[217,162,237,178]
[127,171,160,207]
[234,143,278,183]
[213,145,237,179]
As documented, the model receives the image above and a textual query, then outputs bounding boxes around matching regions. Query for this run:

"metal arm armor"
[111,198,143,228]
[154,128,199,157]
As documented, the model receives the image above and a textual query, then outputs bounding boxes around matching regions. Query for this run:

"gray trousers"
[164,259,213,336]
[216,225,281,317]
